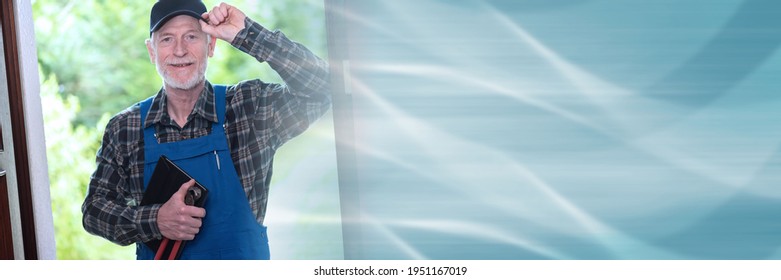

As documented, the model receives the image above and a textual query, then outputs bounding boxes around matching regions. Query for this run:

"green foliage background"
[33,0,338,259]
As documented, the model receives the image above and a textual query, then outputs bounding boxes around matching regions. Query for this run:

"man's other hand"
[157,179,206,240]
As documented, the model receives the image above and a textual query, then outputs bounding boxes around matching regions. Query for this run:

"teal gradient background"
[329,0,781,259]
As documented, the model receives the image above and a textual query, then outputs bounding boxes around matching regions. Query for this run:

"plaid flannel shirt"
[81,17,331,246]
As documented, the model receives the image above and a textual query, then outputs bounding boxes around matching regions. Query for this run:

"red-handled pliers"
[153,187,201,260]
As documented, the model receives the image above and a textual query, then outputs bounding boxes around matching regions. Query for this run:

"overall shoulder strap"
[139,96,155,125]
[213,84,227,124]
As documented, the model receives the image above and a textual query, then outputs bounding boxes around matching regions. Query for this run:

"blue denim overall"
[136,85,270,260]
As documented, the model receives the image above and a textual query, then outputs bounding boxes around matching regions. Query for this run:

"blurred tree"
[41,70,133,259]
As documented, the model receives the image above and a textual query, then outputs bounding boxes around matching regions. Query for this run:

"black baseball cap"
[149,0,207,36]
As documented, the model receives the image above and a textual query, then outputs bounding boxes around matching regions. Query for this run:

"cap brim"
[150,10,204,35]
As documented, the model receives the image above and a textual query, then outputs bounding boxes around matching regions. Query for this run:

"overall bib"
[136,85,270,260]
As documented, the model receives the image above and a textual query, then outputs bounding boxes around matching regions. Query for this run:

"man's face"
[147,15,216,91]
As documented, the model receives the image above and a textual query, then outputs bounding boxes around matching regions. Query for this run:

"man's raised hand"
[200,2,247,43]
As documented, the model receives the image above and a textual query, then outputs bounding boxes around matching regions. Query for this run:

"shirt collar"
[142,81,218,128]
